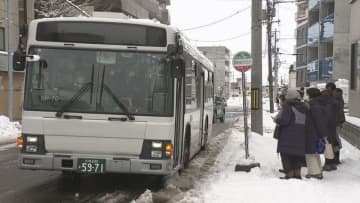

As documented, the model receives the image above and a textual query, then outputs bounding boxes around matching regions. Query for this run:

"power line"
[181,6,251,31]
[189,32,250,43]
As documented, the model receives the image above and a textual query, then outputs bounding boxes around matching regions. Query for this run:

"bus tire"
[183,128,191,169]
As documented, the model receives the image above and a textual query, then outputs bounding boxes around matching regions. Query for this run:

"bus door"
[194,64,204,147]
[199,70,205,146]
[173,77,184,168]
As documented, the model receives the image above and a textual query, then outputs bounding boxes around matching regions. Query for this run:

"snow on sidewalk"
[172,106,360,203]
[199,129,360,203]
[0,115,21,145]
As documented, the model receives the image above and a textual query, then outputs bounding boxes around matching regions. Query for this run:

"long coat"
[276,101,307,156]
[317,94,340,145]
[305,98,329,154]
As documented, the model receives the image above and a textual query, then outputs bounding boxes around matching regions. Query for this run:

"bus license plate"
[77,158,105,173]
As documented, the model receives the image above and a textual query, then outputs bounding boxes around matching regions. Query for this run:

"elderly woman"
[275,89,308,179]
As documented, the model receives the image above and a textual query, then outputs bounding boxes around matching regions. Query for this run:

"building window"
[350,43,358,90]
[0,27,5,51]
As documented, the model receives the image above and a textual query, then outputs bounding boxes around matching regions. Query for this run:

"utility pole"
[251,0,263,135]
[266,0,274,113]
[7,0,13,120]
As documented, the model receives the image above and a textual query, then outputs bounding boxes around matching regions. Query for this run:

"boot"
[294,168,302,179]
[280,170,295,179]
[334,151,341,165]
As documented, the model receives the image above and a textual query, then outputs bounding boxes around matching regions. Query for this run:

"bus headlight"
[152,141,162,148]
[151,150,162,158]
[26,145,38,153]
[21,134,46,154]
[27,136,38,143]
[141,140,172,160]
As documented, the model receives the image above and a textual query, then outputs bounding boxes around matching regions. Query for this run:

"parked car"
[213,96,226,123]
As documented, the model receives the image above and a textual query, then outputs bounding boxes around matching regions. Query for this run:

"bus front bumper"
[18,153,173,175]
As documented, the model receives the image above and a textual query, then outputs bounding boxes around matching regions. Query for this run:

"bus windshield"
[24,47,173,116]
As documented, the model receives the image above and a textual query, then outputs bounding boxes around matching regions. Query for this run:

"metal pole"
[242,71,249,158]
[266,0,274,113]
[6,0,13,120]
[251,0,263,135]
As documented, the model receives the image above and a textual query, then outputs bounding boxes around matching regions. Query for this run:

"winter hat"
[285,89,301,100]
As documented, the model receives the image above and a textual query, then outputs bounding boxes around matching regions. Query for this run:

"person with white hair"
[274,89,308,179]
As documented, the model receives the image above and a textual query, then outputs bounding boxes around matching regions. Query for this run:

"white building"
[199,46,231,99]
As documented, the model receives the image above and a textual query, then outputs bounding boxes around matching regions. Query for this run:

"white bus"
[17,17,214,175]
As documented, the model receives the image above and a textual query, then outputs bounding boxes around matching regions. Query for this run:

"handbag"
[324,139,335,159]
[273,125,280,139]
[316,137,326,154]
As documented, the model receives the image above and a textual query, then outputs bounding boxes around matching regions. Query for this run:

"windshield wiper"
[55,82,92,118]
[102,84,135,121]
[98,65,134,121]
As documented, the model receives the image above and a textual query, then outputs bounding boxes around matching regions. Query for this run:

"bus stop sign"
[232,51,252,72]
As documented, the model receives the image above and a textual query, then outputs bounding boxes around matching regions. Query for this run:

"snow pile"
[131,190,153,203]
[199,129,360,203]
[0,115,21,145]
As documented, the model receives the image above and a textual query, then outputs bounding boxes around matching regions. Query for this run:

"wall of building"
[0,71,24,120]
[295,1,308,88]
[0,0,20,51]
[349,0,360,118]
[333,0,351,80]
[0,0,24,120]
[198,46,231,99]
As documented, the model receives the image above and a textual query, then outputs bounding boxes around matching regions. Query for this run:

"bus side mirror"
[167,45,177,56]
[167,44,183,55]
[13,50,26,71]
[171,59,185,78]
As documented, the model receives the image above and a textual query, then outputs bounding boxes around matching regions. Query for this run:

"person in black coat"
[333,88,346,164]
[275,89,307,179]
[304,88,327,179]
[321,83,340,171]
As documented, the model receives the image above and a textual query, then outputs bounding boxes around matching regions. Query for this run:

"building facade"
[295,0,308,87]
[349,0,360,118]
[295,0,350,88]
[0,0,33,120]
[199,46,231,99]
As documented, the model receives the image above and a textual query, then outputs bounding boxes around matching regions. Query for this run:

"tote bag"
[324,140,335,159]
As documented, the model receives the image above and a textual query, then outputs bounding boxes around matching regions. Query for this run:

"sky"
[168,0,297,85]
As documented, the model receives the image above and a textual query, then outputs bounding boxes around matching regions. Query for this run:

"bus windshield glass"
[24,47,173,116]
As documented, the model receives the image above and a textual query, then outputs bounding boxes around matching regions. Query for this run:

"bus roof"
[28,17,214,72]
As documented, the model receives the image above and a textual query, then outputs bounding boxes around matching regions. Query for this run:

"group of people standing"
[273,82,345,179]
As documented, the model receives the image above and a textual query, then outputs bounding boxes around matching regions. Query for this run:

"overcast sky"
[168,0,297,85]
